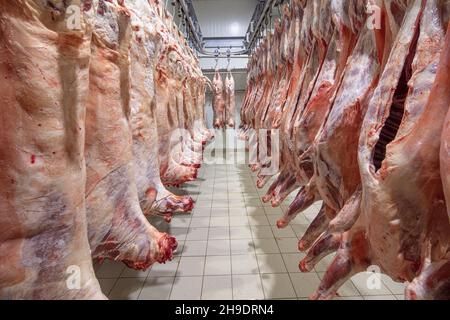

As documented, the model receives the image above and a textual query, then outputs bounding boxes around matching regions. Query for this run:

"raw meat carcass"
[84,0,177,270]
[152,7,201,186]
[224,70,236,128]
[311,0,450,300]
[126,0,194,221]
[0,0,103,299]
[212,68,226,129]
[277,0,367,227]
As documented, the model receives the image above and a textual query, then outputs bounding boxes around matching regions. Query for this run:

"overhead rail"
[170,0,287,57]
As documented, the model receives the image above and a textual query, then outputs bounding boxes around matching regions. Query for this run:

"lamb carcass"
[0,0,103,299]
[84,0,177,270]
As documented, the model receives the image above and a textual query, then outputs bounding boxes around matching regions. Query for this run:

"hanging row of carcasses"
[239,0,450,300]
[0,0,212,299]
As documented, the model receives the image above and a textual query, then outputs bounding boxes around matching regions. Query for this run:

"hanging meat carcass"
[0,0,104,299]
[212,68,226,129]
[256,4,296,186]
[311,0,450,299]
[277,0,367,227]
[152,8,199,186]
[126,0,194,220]
[224,70,236,128]
[84,0,177,270]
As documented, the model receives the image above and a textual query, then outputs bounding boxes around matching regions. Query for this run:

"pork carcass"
[0,0,103,299]
[84,0,177,270]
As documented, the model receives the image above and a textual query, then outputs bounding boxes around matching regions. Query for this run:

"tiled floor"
[94,162,406,300]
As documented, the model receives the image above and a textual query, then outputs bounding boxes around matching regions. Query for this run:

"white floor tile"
[364,295,397,300]
[264,207,283,215]
[170,277,203,300]
[148,258,180,277]
[253,238,280,254]
[229,200,246,208]
[381,275,407,295]
[202,276,232,300]
[291,224,309,238]
[109,278,145,300]
[230,226,253,239]
[210,208,229,217]
[210,216,230,227]
[317,272,360,297]
[257,254,287,274]
[207,240,231,256]
[230,239,255,254]
[120,266,150,278]
[290,273,322,298]
[182,241,208,257]
[190,217,211,228]
[271,225,296,238]
[98,278,117,296]
[251,225,274,239]
[139,277,174,300]
[232,275,264,300]
[170,227,189,241]
[276,238,299,253]
[205,256,232,275]
[186,227,209,241]
[170,217,192,228]
[229,208,247,216]
[177,256,205,276]
[351,272,392,296]
[208,227,230,240]
[95,260,125,279]
[192,208,211,217]
[290,214,310,225]
[229,216,250,227]
[248,215,270,226]
[246,206,266,216]
[261,274,296,299]
[282,253,305,273]
[231,254,259,275]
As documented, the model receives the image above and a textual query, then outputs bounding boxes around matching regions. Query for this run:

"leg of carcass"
[328,187,362,233]
[299,232,341,272]
[256,173,274,189]
[262,171,287,203]
[87,166,178,270]
[152,193,195,216]
[277,186,317,228]
[298,203,335,251]
[311,229,370,300]
[271,174,299,207]
[406,260,450,300]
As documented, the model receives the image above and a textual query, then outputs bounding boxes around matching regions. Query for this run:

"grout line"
[198,164,215,300]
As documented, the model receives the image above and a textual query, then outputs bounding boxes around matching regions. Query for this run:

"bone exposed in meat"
[0,0,103,299]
